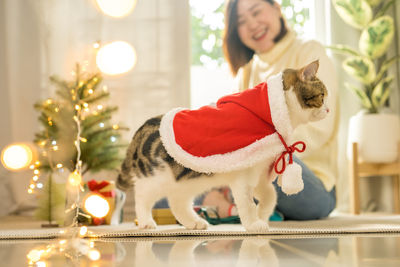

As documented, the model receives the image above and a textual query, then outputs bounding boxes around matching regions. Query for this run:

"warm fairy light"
[89,241,95,248]
[80,137,87,143]
[52,146,59,151]
[35,261,46,267]
[79,81,84,88]
[83,103,89,108]
[30,165,35,170]
[96,41,136,75]
[59,240,67,245]
[84,194,110,218]
[87,248,101,261]
[46,99,53,105]
[1,143,33,170]
[75,104,81,111]
[28,189,33,194]
[56,163,63,168]
[68,170,82,187]
[99,123,104,128]
[34,169,40,175]
[102,85,108,92]
[37,183,43,189]
[33,176,39,181]
[93,42,100,49]
[97,105,103,110]
[112,124,119,130]
[39,141,46,147]
[55,107,60,112]
[30,184,35,189]
[51,141,57,145]
[35,161,40,166]
[79,226,88,236]
[95,0,137,18]
[27,249,42,262]
[110,136,117,142]
[88,89,94,94]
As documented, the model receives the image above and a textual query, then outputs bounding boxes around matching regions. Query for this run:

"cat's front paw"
[138,219,157,230]
[184,218,209,230]
[245,220,269,232]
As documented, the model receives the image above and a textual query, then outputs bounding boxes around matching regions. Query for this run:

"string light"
[68,170,82,187]
[79,226,88,236]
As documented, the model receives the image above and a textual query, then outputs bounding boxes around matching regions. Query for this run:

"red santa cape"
[159,73,305,179]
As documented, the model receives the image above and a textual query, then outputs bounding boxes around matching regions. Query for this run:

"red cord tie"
[274,133,306,174]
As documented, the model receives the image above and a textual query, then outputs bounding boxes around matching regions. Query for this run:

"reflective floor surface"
[1,234,400,266]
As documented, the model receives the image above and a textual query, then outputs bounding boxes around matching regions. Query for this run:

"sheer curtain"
[0,0,190,217]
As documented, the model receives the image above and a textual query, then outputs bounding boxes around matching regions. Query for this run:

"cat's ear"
[298,60,319,82]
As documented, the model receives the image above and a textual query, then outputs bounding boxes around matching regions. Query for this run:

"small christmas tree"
[33,64,128,225]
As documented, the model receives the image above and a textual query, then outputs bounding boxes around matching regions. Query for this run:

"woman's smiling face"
[236,0,282,53]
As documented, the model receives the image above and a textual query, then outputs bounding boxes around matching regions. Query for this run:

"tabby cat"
[117,60,329,231]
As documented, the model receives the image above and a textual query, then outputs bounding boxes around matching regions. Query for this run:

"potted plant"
[329,0,400,163]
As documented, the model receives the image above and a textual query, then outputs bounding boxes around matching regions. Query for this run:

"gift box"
[152,208,177,225]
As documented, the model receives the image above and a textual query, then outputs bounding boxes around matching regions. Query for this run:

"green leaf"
[332,0,372,29]
[359,15,394,59]
[371,76,393,109]
[374,55,400,85]
[342,56,376,84]
[345,82,373,110]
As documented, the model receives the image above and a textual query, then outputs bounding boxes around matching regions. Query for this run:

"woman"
[202,0,339,220]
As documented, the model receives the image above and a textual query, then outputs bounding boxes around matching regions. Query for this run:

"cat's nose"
[326,108,330,113]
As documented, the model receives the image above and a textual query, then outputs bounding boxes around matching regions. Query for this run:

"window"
[190,0,317,109]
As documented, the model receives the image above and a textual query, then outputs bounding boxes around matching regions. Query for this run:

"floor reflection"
[0,234,400,266]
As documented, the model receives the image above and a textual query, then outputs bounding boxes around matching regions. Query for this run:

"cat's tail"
[116,158,135,191]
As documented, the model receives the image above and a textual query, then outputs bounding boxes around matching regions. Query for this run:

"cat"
[117,60,329,231]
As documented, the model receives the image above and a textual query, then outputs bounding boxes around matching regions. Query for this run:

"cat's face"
[282,60,329,125]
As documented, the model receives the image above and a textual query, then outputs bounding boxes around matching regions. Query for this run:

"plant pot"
[347,112,400,163]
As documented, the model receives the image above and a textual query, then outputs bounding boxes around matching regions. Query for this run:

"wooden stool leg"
[350,142,360,214]
[393,175,400,214]
[394,142,400,214]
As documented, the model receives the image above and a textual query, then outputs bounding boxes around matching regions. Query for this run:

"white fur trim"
[159,73,294,174]
[281,163,304,195]
[268,73,293,140]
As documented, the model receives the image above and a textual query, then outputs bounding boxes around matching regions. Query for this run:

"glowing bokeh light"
[87,248,101,261]
[96,41,136,75]
[1,143,33,170]
[95,0,137,18]
[84,194,110,218]
[68,170,82,187]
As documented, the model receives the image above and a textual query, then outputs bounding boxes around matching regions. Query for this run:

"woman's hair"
[222,0,287,75]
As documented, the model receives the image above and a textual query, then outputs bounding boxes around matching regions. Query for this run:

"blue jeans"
[154,156,336,220]
[273,156,336,220]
